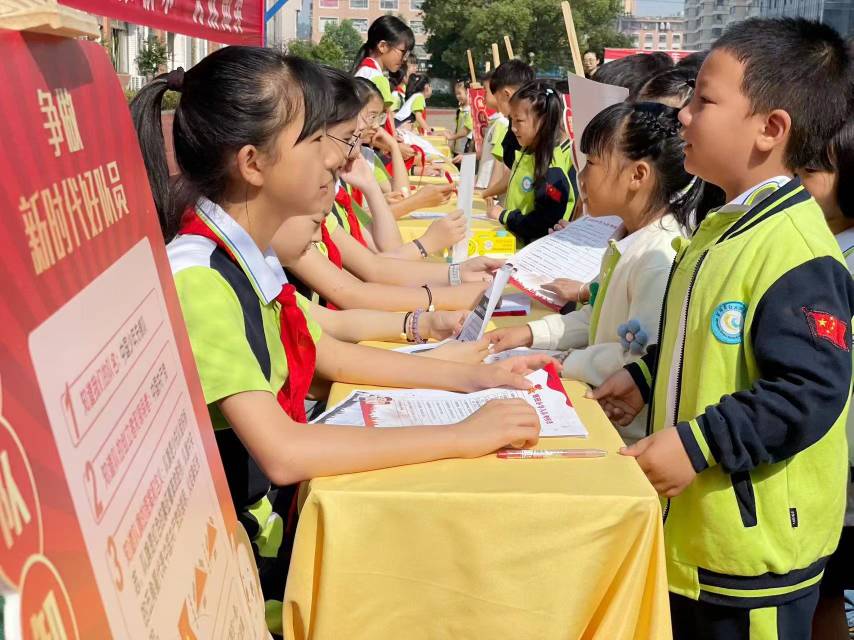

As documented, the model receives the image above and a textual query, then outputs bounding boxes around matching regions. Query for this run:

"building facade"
[310,0,428,61]
[759,0,853,37]
[683,0,759,50]
[617,15,687,51]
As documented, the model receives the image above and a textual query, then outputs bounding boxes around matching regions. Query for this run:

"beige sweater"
[528,214,684,444]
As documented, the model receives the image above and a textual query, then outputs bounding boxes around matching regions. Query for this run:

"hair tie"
[166,67,185,92]
[544,87,555,96]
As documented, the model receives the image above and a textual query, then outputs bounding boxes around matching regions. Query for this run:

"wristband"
[448,263,462,286]
[402,311,414,342]
[413,238,429,258]
[421,284,435,311]
[412,308,428,343]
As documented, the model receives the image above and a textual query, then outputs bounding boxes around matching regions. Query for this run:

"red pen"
[497,448,606,459]
[444,171,454,184]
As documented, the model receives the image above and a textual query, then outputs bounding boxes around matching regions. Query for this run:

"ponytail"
[405,73,430,100]
[580,101,706,231]
[510,80,566,185]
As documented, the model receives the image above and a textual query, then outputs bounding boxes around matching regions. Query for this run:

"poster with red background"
[59,0,264,45]
[604,47,698,64]
[0,30,265,639]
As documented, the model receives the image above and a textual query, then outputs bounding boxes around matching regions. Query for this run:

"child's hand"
[422,210,466,250]
[540,279,583,305]
[460,256,503,283]
[487,204,503,220]
[466,353,562,392]
[338,155,374,191]
[586,368,644,427]
[620,427,697,497]
[423,338,491,364]
[548,219,570,234]
[484,326,533,353]
[443,130,454,141]
[423,309,468,340]
[451,154,463,164]
[412,183,455,208]
[371,127,397,150]
[452,399,540,458]
[385,191,407,204]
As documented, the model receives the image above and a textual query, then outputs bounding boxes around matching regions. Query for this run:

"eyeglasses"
[327,132,360,157]
[365,112,388,127]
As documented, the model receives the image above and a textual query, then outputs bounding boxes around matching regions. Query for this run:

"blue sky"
[634,0,685,17]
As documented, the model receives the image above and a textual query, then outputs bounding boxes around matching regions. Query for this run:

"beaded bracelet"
[411,308,428,344]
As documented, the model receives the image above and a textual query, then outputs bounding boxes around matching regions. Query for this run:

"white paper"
[509,216,623,308]
[493,293,531,316]
[451,153,477,263]
[566,74,629,174]
[314,368,587,438]
[398,129,447,159]
[458,263,514,341]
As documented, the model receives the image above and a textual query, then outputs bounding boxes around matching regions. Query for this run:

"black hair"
[590,52,674,98]
[352,15,415,71]
[405,73,431,100]
[712,17,851,170]
[490,59,535,93]
[454,78,470,90]
[580,101,704,230]
[388,68,406,87]
[320,65,363,125]
[675,50,708,74]
[510,80,566,185]
[131,47,332,242]
[354,76,384,106]
[636,65,698,107]
[806,116,854,218]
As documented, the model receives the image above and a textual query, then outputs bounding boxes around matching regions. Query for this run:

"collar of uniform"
[195,197,287,305]
[719,175,791,212]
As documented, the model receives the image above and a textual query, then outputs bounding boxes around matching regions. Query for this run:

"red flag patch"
[545,184,563,203]
[803,307,849,351]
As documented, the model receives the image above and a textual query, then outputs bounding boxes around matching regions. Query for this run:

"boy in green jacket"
[591,18,854,639]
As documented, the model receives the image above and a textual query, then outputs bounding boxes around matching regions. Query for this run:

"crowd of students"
[130,14,854,640]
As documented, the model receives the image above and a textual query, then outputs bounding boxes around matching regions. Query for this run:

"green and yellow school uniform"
[497,139,578,245]
[167,198,322,635]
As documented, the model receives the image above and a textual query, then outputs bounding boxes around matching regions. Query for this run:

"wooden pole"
[491,43,500,68]
[485,61,492,73]
[503,35,514,59]
[466,49,478,86]
[561,1,584,76]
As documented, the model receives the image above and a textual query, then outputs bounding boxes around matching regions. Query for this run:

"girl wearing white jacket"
[487,102,705,444]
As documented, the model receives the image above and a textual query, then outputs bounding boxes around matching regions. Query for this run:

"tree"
[286,38,346,69]
[423,0,629,78]
[321,20,364,68]
[136,38,168,79]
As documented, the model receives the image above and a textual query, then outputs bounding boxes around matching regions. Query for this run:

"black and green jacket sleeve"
[676,256,854,475]
[498,167,574,245]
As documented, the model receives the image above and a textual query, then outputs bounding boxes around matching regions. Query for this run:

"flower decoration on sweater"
[617,319,649,355]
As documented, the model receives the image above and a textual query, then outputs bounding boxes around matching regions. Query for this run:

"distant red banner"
[604,47,698,64]
[59,0,264,45]
[468,87,489,154]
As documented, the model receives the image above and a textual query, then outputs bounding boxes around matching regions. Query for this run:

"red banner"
[59,0,264,45]
[603,47,698,64]
[0,31,265,638]
[468,87,495,155]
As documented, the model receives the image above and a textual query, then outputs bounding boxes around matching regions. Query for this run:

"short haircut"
[490,59,535,93]
[590,52,673,98]
[712,17,851,170]
[806,116,854,218]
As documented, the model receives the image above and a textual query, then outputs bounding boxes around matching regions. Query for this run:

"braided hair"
[510,80,566,185]
[580,101,705,230]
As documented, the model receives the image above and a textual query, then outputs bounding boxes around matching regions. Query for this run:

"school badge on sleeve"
[711,301,747,344]
[803,307,849,351]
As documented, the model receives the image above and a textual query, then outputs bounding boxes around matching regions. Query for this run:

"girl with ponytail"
[487,80,579,245]
[487,101,705,445]
[131,47,555,635]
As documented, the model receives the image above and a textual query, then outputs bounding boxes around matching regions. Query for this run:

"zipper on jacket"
[669,250,709,434]
[662,497,671,524]
[646,258,679,437]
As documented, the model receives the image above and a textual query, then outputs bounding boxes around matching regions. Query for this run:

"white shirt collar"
[196,197,287,305]
[722,176,791,210]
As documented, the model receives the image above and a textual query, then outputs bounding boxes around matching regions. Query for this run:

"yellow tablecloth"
[283,380,671,640]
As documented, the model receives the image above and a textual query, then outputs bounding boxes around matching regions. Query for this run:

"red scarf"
[320,219,343,269]
[335,187,367,247]
[180,211,315,422]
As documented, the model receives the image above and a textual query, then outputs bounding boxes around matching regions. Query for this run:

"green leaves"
[424,0,629,78]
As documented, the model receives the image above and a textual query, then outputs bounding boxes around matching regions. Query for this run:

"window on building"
[410,0,424,9]
[712,26,723,37]
[410,20,425,35]
[672,42,681,49]
[658,42,668,50]
[350,0,368,7]
[644,32,653,41]
[351,18,368,32]
[659,33,667,42]
[319,17,338,32]
[379,0,398,8]
[319,0,339,7]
